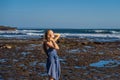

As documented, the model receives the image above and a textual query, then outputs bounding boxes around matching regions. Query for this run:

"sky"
[0,0,120,29]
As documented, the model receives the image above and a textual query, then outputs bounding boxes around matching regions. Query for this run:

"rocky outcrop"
[0,25,17,30]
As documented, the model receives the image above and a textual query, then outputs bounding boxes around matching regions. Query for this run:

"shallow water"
[0,59,6,63]
[59,58,67,64]
[90,59,120,67]
[74,66,86,69]
[84,46,94,49]
[98,51,105,54]
[29,61,38,66]
[66,48,81,53]
[25,44,42,50]
[38,72,47,77]
[117,48,120,50]
[38,62,46,67]
[13,59,19,62]
[21,52,31,57]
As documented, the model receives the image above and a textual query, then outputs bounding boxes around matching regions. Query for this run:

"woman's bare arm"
[54,33,61,42]
[46,39,59,50]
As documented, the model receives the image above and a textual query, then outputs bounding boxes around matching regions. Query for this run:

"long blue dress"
[46,48,61,80]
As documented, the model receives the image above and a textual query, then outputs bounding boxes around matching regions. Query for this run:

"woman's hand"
[50,37,54,42]
[54,33,60,36]
[46,37,59,50]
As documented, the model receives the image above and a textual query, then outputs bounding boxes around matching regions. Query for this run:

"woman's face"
[49,30,54,38]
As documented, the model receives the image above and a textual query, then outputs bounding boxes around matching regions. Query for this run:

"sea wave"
[94,30,120,34]
[110,31,120,34]
[0,30,44,35]
[61,33,120,42]
[21,30,44,33]
[61,33,120,38]
[0,29,120,42]
[26,33,43,36]
[94,30,107,33]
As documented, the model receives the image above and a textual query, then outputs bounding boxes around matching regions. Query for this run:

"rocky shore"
[0,38,120,80]
[0,26,17,31]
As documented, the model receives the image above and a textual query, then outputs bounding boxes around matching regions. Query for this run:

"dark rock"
[0,25,17,31]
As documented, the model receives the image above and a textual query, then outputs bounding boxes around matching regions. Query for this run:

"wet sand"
[0,38,120,80]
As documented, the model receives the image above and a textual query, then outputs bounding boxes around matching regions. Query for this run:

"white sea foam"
[22,30,44,32]
[0,30,44,34]
[26,33,43,36]
[111,31,120,34]
[1,33,120,39]
[0,29,120,42]
[95,30,106,33]
[61,33,120,39]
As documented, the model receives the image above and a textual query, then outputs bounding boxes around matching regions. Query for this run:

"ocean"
[0,29,120,42]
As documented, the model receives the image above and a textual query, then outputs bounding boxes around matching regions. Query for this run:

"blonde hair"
[43,29,53,53]
[44,29,53,40]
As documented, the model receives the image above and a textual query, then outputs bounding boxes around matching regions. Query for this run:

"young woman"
[43,30,61,80]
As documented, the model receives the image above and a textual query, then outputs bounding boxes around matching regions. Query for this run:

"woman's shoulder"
[43,40,47,43]
[43,40,50,45]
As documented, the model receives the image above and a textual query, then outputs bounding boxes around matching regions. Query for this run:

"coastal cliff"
[0,25,17,30]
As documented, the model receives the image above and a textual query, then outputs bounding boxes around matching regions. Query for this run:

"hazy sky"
[0,0,120,29]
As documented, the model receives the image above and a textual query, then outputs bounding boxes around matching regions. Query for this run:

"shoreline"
[0,29,120,43]
[0,38,120,80]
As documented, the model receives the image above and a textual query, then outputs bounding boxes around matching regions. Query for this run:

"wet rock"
[0,38,120,79]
